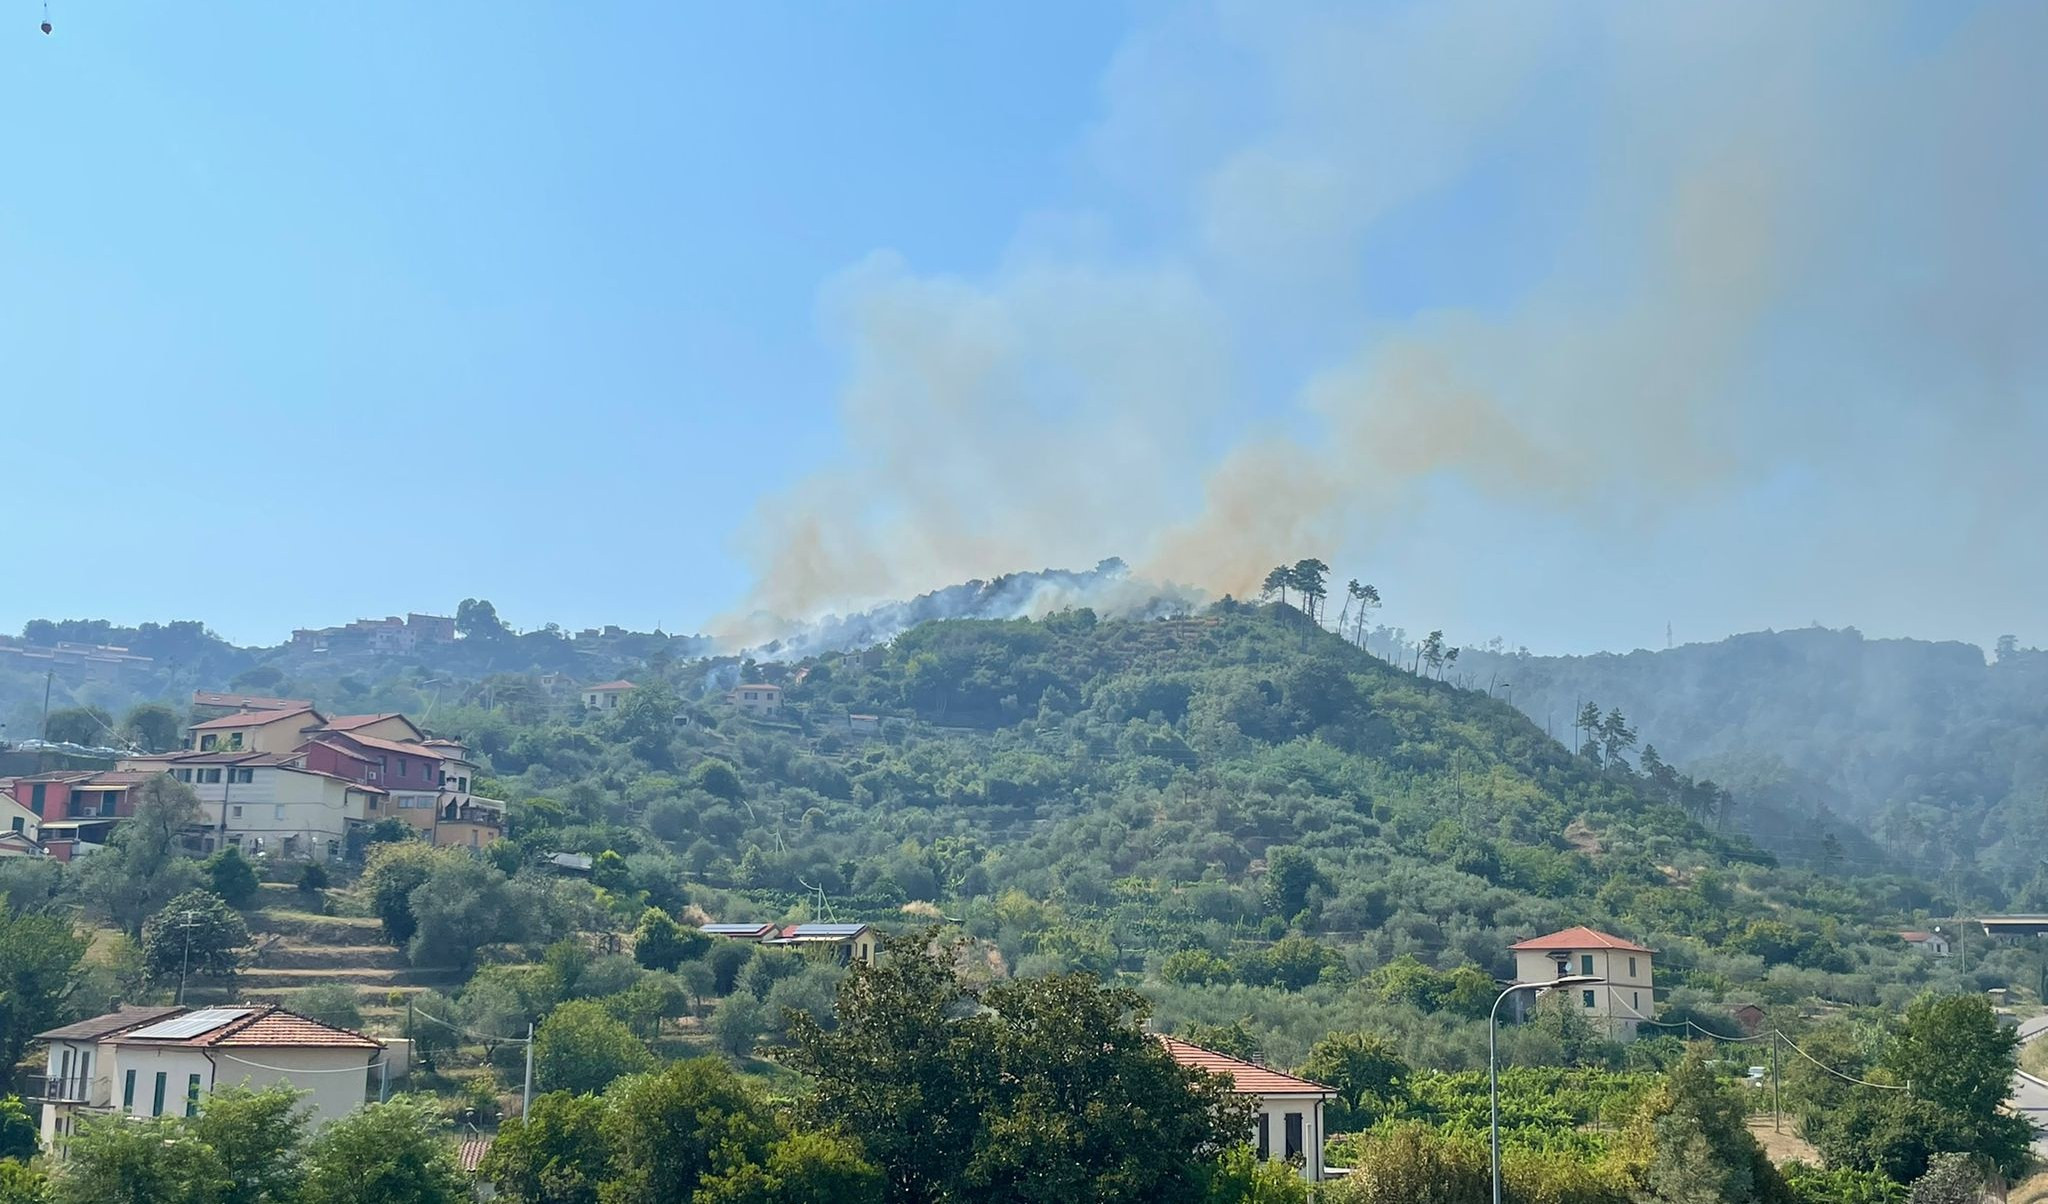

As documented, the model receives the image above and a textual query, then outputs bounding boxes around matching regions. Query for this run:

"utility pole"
[521,1021,534,1116]
[38,669,53,772]
[174,909,203,1005]
[1771,1029,1781,1132]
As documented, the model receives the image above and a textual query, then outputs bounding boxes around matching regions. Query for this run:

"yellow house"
[1510,926,1655,1039]
[186,706,326,755]
[312,713,425,744]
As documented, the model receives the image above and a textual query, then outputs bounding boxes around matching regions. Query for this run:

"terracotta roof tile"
[110,1005,383,1050]
[1158,1036,1334,1097]
[208,1008,383,1050]
[320,731,449,761]
[191,692,311,711]
[458,1136,493,1173]
[586,680,636,692]
[1509,926,1655,954]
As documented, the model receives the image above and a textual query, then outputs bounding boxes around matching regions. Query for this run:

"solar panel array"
[126,1007,253,1040]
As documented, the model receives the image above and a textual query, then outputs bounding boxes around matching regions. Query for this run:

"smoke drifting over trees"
[729,2,2048,649]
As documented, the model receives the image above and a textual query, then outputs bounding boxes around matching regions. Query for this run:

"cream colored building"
[727,683,783,716]
[583,681,636,710]
[118,752,382,862]
[1510,926,1655,1038]
[1160,1036,1336,1182]
[35,1005,384,1149]
[186,706,327,755]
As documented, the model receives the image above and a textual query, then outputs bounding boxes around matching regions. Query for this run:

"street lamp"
[1489,972,1605,1204]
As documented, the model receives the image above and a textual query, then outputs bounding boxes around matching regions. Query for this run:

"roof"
[36,1005,185,1042]
[132,751,295,767]
[585,680,636,692]
[192,692,311,711]
[734,682,783,692]
[111,1005,382,1050]
[1900,931,1937,942]
[701,923,777,938]
[458,1136,493,1174]
[1158,1036,1335,1097]
[547,852,595,872]
[318,713,417,734]
[304,739,375,764]
[321,731,449,761]
[786,922,869,937]
[189,705,321,731]
[1509,926,1656,954]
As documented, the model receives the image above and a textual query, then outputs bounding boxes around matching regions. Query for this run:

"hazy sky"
[4,2,2042,654]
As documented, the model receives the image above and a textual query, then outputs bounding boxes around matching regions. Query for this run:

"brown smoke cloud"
[722,1,2048,641]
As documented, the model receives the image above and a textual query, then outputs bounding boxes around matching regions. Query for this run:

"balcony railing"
[26,1074,103,1105]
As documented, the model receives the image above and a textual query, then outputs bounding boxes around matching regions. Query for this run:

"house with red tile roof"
[186,705,327,755]
[1159,1036,1336,1183]
[3,770,160,860]
[1510,926,1656,1038]
[312,713,426,743]
[34,1005,384,1149]
[117,750,386,862]
[296,730,505,850]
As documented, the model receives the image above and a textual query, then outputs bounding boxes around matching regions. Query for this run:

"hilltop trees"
[1259,560,1335,625]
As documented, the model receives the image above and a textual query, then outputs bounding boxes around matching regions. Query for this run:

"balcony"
[27,1074,105,1105]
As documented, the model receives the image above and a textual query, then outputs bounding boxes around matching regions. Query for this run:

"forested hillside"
[6,601,2033,1202]
[1455,629,2048,898]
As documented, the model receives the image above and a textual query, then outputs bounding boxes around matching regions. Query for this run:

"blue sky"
[4,2,2043,654]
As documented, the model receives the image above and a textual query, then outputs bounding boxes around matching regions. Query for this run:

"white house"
[35,1004,384,1148]
[582,681,636,711]
[727,684,783,716]
[1899,930,1952,956]
[1160,1036,1336,1182]
[1510,926,1656,1039]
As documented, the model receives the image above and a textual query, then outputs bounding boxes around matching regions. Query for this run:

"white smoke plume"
[724,1,2048,648]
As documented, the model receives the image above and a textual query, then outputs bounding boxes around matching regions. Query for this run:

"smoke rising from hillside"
[726,2,2048,642]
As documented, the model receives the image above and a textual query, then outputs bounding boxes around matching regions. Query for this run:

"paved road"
[2013,1070,2048,1157]
[2019,1015,2048,1046]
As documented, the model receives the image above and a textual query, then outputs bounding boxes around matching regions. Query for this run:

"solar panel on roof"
[126,1007,253,1040]
[790,923,868,936]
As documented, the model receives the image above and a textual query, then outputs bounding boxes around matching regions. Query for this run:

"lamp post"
[1489,972,1604,1204]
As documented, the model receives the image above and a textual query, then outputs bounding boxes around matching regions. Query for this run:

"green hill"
[1455,628,2048,896]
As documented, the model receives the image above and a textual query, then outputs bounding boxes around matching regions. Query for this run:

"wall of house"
[1513,948,1655,1036]
[37,1038,111,1147]
[192,715,317,755]
[1247,1095,1326,1182]
[185,770,354,861]
[300,742,375,783]
[211,1047,381,1127]
[1,796,42,841]
[344,717,420,742]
